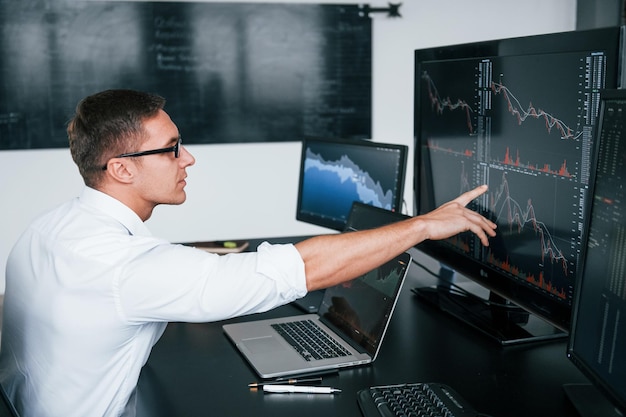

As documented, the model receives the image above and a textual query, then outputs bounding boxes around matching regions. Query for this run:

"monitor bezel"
[296,136,408,231]
[413,26,626,333]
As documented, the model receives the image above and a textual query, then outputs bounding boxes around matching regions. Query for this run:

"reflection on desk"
[136,242,587,417]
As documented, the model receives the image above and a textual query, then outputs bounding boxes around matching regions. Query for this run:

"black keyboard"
[271,319,351,361]
[357,382,481,417]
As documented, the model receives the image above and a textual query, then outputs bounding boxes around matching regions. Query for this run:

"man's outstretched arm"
[296,185,497,291]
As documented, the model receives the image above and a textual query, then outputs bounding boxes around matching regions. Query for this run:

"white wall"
[0,0,577,293]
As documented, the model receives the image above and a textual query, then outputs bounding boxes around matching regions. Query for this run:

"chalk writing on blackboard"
[0,1,372,149]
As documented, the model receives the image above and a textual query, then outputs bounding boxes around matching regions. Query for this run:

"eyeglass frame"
[101,137,181,170]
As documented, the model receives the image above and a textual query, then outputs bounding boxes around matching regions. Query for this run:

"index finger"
[455,184,488,207]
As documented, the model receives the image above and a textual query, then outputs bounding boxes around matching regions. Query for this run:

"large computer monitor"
[413,27,626,344]
[565,89,626,417]
[296,137,407,231]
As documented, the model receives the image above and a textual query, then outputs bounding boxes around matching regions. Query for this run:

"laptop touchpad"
[242,336,287,354]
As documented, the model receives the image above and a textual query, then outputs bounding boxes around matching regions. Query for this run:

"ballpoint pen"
[248,376,322,388]
[262,385,341,394]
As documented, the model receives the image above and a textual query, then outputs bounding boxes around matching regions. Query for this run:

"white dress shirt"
[0,187,307,417]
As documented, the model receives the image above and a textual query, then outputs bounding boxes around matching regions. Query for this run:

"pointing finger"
[455,184,488,207]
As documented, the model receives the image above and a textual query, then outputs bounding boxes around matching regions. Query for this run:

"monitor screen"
[566,89,626,417]
[296,137,407,231]
[413,27,626,344]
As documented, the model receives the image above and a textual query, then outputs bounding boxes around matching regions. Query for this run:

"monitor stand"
[412,267,567,345]
[563,383,624,417]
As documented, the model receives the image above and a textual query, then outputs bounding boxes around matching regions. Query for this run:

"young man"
[0,89,496,417]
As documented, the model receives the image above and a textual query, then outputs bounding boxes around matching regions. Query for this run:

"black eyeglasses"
[102,137,181,170]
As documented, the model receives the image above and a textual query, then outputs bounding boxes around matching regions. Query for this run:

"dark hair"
[67,89,166,187]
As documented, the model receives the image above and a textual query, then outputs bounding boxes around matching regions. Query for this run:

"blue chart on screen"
[302,149,393,222]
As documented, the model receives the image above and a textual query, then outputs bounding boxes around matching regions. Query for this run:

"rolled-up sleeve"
[116,240,308,324]
[255,241,307,301]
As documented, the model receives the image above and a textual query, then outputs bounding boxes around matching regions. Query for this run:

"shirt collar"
[79,187,153,237]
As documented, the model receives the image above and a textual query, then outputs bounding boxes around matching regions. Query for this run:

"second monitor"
[413,26,626,344]
[296,137,407,231]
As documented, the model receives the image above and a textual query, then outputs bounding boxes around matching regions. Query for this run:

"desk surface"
[136,238,587,417]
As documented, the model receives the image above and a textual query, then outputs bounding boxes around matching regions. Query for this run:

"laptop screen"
[317,252,410,356]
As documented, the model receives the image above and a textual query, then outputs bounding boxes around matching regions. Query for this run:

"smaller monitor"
[296,137,407,231]
[565,89,626,417]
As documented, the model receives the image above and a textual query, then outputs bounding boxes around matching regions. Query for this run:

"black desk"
[136,239,587,417]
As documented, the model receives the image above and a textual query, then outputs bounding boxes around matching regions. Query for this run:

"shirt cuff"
[256,241,308,301]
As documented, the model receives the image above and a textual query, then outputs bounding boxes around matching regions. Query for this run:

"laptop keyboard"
[271,319,351,361]
[357,382,481,417]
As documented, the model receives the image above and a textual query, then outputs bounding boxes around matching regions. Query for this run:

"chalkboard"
[0,1,372,149]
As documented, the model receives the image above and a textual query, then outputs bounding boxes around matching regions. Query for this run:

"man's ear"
[104,159,135,184]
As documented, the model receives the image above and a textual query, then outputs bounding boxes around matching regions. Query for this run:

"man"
[0,89,496,417]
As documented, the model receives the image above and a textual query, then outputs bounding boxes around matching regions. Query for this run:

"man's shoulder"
[26,197,126,247]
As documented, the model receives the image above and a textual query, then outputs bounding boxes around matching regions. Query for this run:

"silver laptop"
[223,251,411,379]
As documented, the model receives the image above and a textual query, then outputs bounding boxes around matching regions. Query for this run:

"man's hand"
[418,185,497,246]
